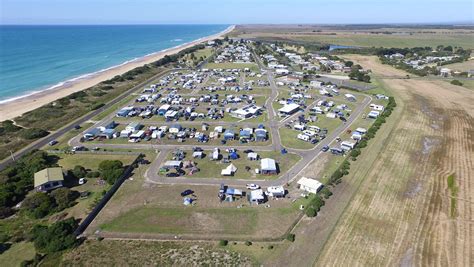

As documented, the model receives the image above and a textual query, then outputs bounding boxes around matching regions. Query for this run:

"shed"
[278,103,300,115]
[247,152,258,160]
[261,158,277,175]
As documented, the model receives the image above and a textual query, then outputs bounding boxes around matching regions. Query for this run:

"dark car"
[321,145,329,152]
[311,139,319,144]
[243,149,253,153]
[193,147,203,152]
[180,189,194,197]
[166,172,180,177]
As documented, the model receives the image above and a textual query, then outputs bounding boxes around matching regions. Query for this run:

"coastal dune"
[0,25,235,121]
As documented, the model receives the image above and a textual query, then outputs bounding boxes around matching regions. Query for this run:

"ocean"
[0,25,229,103]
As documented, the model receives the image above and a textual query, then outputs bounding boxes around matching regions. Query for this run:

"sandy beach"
[0,25,235,121]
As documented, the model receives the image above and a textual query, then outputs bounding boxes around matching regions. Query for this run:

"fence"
[73,154,143,236]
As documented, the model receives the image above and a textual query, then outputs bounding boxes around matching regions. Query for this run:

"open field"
[61,239,253,266]
[442,59,474,72]
[313,56,474,266]
[231,26,474,49]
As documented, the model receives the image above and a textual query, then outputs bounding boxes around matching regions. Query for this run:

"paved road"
[0,68,174,171]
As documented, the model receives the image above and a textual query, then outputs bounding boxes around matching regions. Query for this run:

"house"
[368,110,380,119]
[255,128,267,141]
[221,163,237,176]
[249,189,265,204]
[278,103,300,116]
[261,158,277,175]
[34,167,64,192]
[297,177,323,194]
[266,186,285,198]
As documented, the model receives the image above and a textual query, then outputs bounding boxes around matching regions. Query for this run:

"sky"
[1,0,473,25]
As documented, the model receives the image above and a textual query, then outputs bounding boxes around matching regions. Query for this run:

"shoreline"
[0,25,235,121]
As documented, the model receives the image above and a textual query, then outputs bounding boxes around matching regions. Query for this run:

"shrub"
[86,171,100,178]
[450,80,463,86]
[30,217,78,253]
[71,165,87,179]
[21,192,56,219]
[245,241,252,246]
[50,188,79,210]
[219,240,228,246]
[305,207,317,217]
[319,187,333,199]
[90,103,105,110]
[286,233,295,242]
[268,245,274,250]
[19,128,49,140]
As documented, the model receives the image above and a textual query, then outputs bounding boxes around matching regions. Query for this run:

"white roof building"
[297,177,323,194]
[278,103,300,115]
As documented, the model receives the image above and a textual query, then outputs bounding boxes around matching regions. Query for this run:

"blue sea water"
[0,25,229,102]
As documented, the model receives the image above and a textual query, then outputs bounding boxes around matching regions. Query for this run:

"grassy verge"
[447,173,458,218]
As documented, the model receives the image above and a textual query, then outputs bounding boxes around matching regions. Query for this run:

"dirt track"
[313,56,473,266]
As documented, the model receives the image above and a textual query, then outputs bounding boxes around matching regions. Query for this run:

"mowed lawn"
[0,242,36,266]
[100,207,258,235]
[205,62,260,72]
[164,150,301,180]
[58,153,137,170]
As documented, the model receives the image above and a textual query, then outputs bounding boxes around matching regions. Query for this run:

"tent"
[221,164,237,176]
[229,151,239,160]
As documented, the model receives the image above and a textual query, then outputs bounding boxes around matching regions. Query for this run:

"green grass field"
[58,153,137,170]
[165,150,300,180]
[0,242,36,266]
[205,62,260,72]
[100,207,258,235]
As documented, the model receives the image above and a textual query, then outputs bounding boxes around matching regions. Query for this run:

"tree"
[344,61,354,67]
[30,217,78,253]
[19,128,49,140]
[99,160,124,185]
[71,165,87,179]
[50,188,79,210]
[22,192,56,219]
[286,233,295,242]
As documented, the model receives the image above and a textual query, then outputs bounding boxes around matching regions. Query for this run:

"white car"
[78,178,86,185]
[246,184,260,190]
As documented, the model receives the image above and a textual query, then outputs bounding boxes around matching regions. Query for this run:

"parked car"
[321,145,329,152]
[166,173,180,177]
[180,189,194,196]
[48,140,58,146]
[311,139,319,144]
[246,184,260,190]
